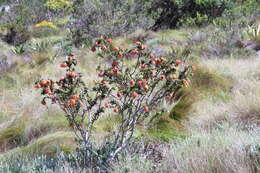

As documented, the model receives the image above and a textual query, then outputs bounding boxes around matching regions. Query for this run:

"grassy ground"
[0,22,259,172]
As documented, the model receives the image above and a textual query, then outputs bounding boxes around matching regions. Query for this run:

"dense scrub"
[2,0,259,46]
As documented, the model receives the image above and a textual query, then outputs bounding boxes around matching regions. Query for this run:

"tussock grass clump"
[188,57,260,130]
[20,131,75,158]
[170,65,232,121]
[0,125,25,152]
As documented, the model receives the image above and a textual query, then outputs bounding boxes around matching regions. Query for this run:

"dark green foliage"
[150,0,260,29]
[1,24,31,46]
[151,0,234,30]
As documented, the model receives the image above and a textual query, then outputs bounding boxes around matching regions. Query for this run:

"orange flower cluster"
[35,53,82,107]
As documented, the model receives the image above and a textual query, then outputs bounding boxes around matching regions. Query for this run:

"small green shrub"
[12,44,27,55]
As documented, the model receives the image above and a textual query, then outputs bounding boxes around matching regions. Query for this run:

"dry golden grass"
[187,57,260,130]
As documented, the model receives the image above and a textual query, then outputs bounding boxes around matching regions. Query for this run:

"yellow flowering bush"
[35,21,57,29]
[44,0,73,10]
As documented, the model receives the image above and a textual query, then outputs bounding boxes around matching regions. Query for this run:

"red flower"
[175,59,182,66]
[118,52,124,57]
[70,95,80,100]
[112,60,119,67]
[59,77,65,82]
[130,49,138,56]
[150,60,156,65]
[95,42,100,46]
[117,93,123,98]
[160,75,165,80]
[113,68,120,76]
[34,83,41,89]
[44,88,52,95]
[160,57,167,62]
[143,106,149,111]
[149,53,155,59]
[91,47,96,52]
[101,45,107,50]
[131,91,139,98]
[113,108,119,113]
[66,72,78,78]
[155,58,161,65]
[143,85,149,92]
[140,64,147,69]
[140,45,148,50]
[129,80,135,87]
[113,47,119,52]
[106,38,112,43]
[68,99,77,107]
[60,63,68,68]
[104,103,110,108]
[138,80,147,87]
[40,80,50,87]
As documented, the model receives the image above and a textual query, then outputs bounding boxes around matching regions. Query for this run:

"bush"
[35,37,194,170]
[68,0,156,47]
[1,24,31,46]
[150,0,234,30]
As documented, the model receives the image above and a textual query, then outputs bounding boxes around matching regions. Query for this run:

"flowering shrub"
[44,0,73,11]
[35,21,57,29]
[35,38,194,169]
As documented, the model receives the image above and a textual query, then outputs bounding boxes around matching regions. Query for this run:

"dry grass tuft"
[113,125,259,173]
[159,125,260,173]
[187,57,260,130]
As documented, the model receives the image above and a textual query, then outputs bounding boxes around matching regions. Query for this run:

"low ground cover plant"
[35,38,194,171]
